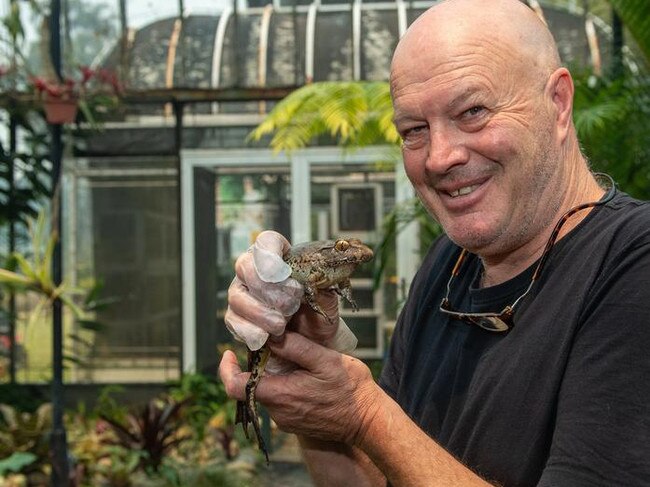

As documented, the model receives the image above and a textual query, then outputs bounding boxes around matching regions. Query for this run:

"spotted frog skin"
[236,237,374,463]
[285,237,374,321]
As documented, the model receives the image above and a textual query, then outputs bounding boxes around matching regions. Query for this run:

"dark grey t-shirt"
[379,192,650,486]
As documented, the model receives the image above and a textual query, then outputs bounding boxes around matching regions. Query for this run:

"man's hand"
[220,331,381,445]
[224,230,357,357]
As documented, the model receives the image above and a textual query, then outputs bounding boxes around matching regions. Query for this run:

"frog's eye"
[334,239,350,252]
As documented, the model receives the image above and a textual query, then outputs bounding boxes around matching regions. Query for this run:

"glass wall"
[62,156,182,383]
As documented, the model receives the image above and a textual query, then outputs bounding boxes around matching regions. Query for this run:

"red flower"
[31,76,48,93]
[79,65,94,84]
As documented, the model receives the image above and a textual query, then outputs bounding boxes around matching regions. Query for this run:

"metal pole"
[610,8,624,80]
[49,0,70,485]
[8,113,17,383]
[173,100,184,376]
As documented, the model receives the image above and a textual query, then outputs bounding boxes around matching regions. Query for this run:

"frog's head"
[331,238,374,264]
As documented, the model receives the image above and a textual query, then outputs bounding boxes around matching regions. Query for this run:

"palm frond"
[249,81,398,153]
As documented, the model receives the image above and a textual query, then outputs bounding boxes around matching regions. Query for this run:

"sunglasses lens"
[470,316,510,332]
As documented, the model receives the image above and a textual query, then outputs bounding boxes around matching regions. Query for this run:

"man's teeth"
[449,184,480,198]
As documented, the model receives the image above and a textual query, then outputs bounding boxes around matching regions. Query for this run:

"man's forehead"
[392,79,493,120]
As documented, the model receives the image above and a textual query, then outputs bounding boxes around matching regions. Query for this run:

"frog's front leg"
[304,272,336,324]
[235,345,271,464]
[336,278,359,311]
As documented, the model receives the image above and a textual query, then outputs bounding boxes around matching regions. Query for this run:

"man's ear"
[547,67,574,143]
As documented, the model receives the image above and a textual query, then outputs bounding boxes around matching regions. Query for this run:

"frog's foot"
[304,285,336,324]
[235,347,271,464]
[336,281,359,311]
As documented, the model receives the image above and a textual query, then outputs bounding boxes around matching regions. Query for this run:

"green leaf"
[77,99,101,129]
[84,297,119,312]
[62,354,84,365]
[0,268,34,287]
[84,280,104,306]
[11,252,38,282]
[67,334,94,349]
[77,319,107,332]
[249,81,398,153]
[0,452,37,475]
[2,2,25,42]
[59,293,84,317]
[38,233,57,291]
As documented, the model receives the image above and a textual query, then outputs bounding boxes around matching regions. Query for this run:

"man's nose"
[425,125,470,173]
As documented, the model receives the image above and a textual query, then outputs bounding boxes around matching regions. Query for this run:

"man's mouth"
[447,184,481,198]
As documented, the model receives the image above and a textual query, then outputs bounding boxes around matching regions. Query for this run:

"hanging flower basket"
[31,68,122,125]
[42,96,78,124]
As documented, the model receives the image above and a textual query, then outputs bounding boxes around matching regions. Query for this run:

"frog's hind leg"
[235,345,271,464]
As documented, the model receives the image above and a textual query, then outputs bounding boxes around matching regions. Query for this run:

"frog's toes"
[338,285,358,311]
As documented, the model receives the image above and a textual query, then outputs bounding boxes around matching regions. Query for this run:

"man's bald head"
[391,0,561,91]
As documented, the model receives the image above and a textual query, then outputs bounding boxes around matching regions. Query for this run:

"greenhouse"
[0,0,648,485]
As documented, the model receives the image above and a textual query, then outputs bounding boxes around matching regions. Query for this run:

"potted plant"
[31,66,122,125]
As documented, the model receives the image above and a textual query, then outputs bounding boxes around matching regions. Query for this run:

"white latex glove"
[224,231,358,367]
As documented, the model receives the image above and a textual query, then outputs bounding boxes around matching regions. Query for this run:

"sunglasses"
[439,173,616,333]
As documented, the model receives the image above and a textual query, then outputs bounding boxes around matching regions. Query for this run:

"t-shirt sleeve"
[538,241,650,486]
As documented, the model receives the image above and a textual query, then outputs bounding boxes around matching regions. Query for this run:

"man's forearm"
[356,387,494,486]
[299,436,386,487]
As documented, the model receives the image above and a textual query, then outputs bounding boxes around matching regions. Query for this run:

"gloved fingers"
[235,252,303,316]
[227,277,288,336]
[326,318,358,353]
[255,230,292,256]
[252,231,292,283]
[224,306,269,351]
[251,278,303,317]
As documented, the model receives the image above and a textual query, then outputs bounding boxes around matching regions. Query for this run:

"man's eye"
[400,126,427,148]
[463,106,486,117]
[401,126,426,139]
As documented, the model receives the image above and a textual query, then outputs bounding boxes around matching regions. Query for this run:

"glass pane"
[346,316,378,349]
[64,158,181,383]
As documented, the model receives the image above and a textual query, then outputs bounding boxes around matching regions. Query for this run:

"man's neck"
[480,165,605,287]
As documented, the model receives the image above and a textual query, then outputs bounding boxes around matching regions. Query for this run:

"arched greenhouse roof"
[106,1,613,97]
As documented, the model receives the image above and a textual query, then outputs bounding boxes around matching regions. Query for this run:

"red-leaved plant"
[31,65,122,100]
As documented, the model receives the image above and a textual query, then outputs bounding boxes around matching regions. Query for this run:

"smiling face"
[391,0,573,258]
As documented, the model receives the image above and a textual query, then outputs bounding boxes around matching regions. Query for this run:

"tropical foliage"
[0,383,256,487]
[0,113,51,230]
[99,396,190,473]
[0,212,109,369]
[0,403,52,484]
[573,71,650,198]
[249,81,400,151]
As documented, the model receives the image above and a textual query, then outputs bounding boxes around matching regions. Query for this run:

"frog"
[235,237,374,464]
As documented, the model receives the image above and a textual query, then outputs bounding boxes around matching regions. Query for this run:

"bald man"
[220,0,650,485]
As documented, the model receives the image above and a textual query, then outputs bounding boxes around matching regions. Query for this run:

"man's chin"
[445,228,500,254]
